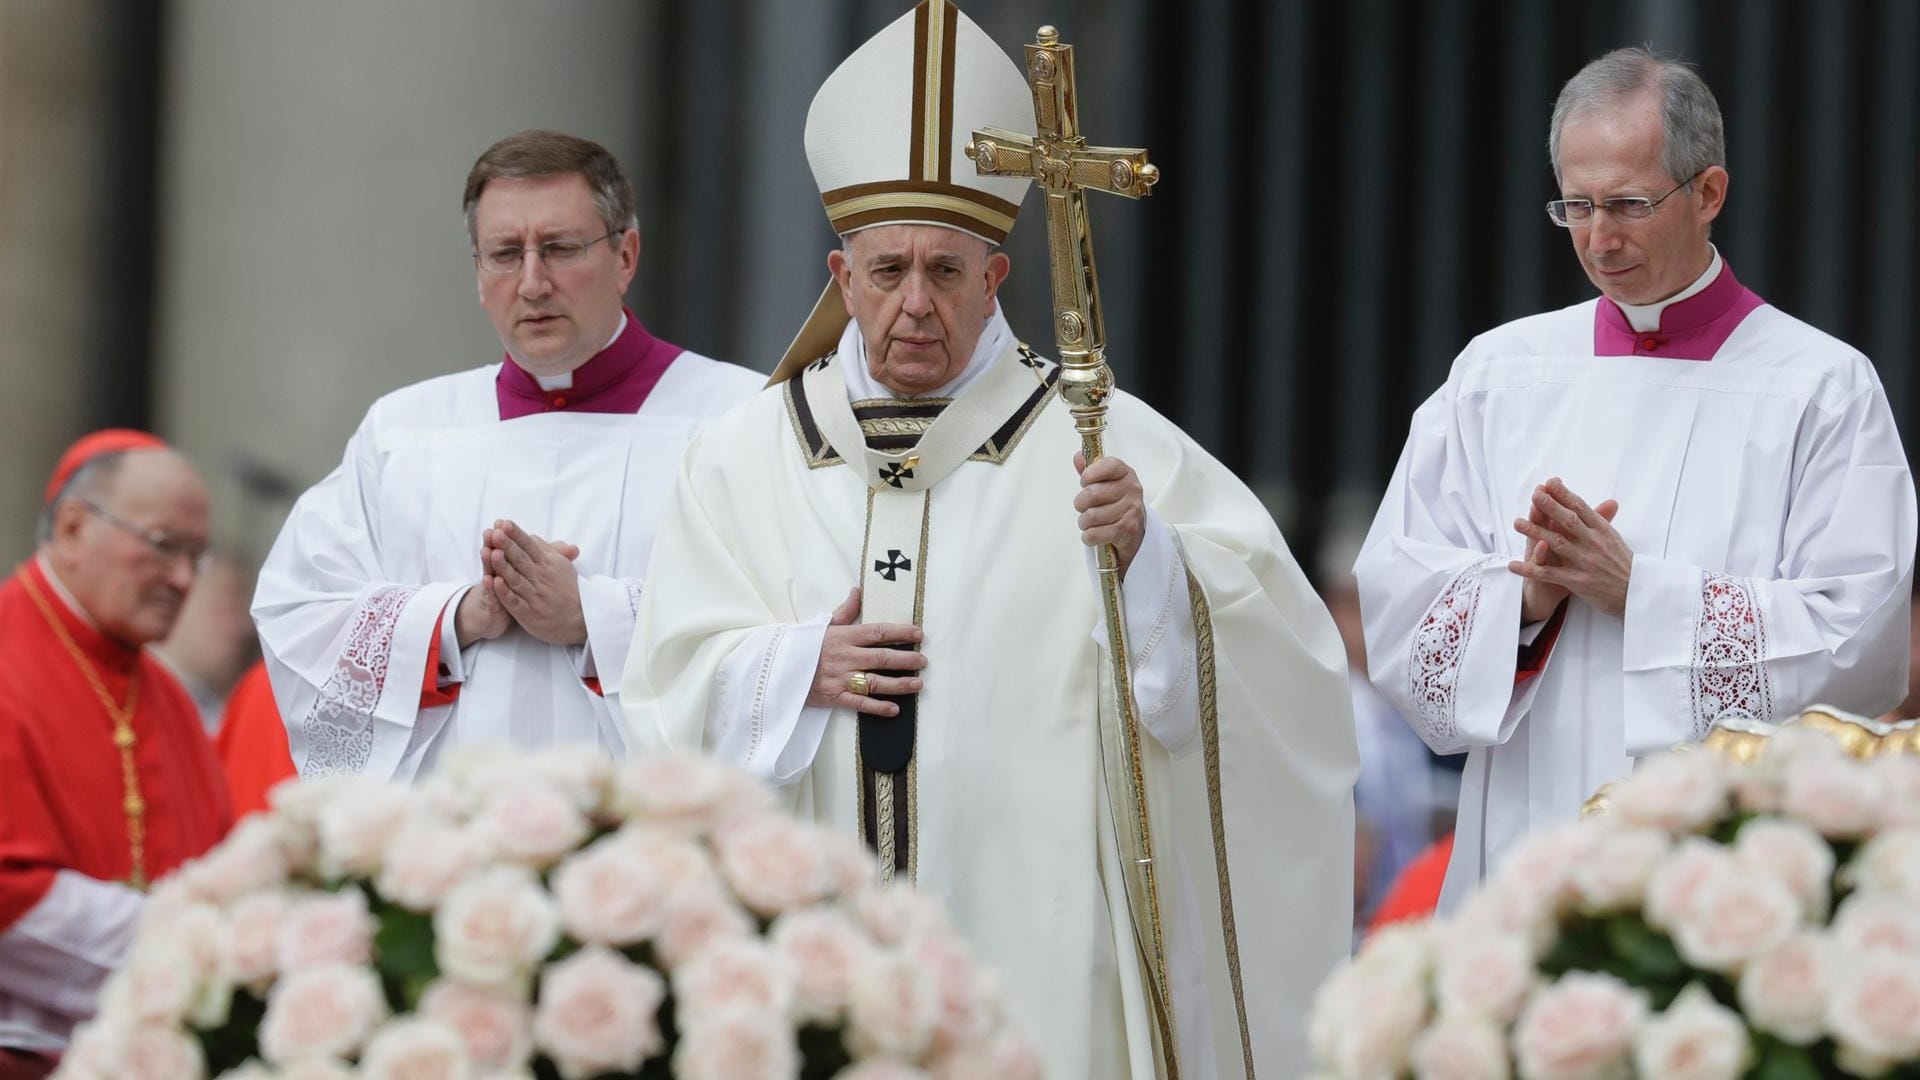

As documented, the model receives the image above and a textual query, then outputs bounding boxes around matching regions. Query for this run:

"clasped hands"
[1509,477,1633,621]
[808,451,1148,717]
[454,520,587,647]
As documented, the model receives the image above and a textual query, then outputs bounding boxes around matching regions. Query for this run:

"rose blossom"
[772,907,876,1021]
[905,930,992,1056]
[1644,839,1740,931]
[376,815,488,911]
[177,816,290,903]
[1734,818,1835,920]
[275,1058,359,1079]
[1408,1015,1510,1080]
[433,867,562,988]
[58,1018,128,1079]
[276,889,376,972]
[1433,931,1534,1025]
[528,744,617,815]
[670,1007,799,1080]
[1353,921,1434,984]
[532,946,666,1080]
[1631,984,1752,1080]
[210,1065,274,1080]
[419,979,535,1071]
[614,752,772,834]
[1827,952,1920,1076]
[653,884,755,969]
[929,1030,1044,1080]
[1511,972,1647,1080]
[117,1024,207,1080]
[258,963,389,1065]
[622,830,720,894]
[1486,824,1594,917]
[1830,892,1920,957]
[849,952,942,1060]
[673,938,797,1027]
[836,1063,934,1080]
[1782,752,1884,840]
[714,812,837,916]
[474,782,590,868]
[103,943,196,1026]
[1572,827,1672,914]
[359,1017,471,1080]
[1307,961,1428,1079]
[1871,755,1920,828]
[1451,876,1555,957]
[1845,826,1920,903]
[315,780,416,878]
[550,834,673,947]
[224,891,290,988]
[1612,750,1730,834]
[853,885,952,948]
[1669,862,1799,973]
[1737,933,1831,1045]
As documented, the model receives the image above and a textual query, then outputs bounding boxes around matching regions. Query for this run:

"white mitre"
[771,0,1033,384]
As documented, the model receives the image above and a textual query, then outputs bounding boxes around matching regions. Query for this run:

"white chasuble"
[625,319,1359,1079]
[254,353,760,782]
[1356,299,1915,909]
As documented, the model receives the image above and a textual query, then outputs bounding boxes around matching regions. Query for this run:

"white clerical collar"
[838,308,1014,401]
[1614,246,1721,333]
[532,313,628,391]
[34,554,101,631]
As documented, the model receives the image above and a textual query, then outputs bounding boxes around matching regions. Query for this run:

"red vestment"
[214,660,297,819]
[0,560,232,930]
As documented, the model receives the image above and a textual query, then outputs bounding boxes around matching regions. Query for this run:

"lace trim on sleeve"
[624,578,645,619]
[745,626,788,764]
[1690,573,1775,736]
[300,585,418,776]
[1408,557,1496,745]
[1131,539,1184,670]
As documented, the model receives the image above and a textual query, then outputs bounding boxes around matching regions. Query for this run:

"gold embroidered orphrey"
[966,25,1192,1079]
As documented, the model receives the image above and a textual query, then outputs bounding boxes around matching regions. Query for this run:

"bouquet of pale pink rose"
[55,748,1038,1080]
[1308,729,1920,1080]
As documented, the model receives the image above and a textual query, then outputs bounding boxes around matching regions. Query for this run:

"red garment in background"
[214,660,298,819]
[1368,832,1455,936]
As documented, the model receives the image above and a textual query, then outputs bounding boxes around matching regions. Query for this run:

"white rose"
[550,833,672,947]
[1433,931,1535,1025]
[849,952,942,1061]
[1644,839,1740,931]
[905,930,992,1057]
[1827,952,1920,1076]
[315,780,416,879]
[1734,818,1835,920]
[258,964,389,1065]
[59,1017,129,1078]
[223,892,289,989]
[176,816,290,904]
[359,1017,471,1080]
[269,776,370,867]
[531,946,666,1080]
[276,889,375,973]
[669,1007,799,1080]
[1612,750,1731,834]
[1669,862,1799,974]
[275,1058,359,1080]
[1307,961,1428,1079]
[117,1024,207,1080]
[713,812,837,917]
[673,938,797,1029]
[1354,921,1435,984]
[1487,823,1594,917]
[613,752,773,835]
[653,883,755,970]
[419,979,534,1071]
[836,1062,934,1080]
[1452,878,1556,957]
[1511,972,1647,1080]
[1830,892,1920,957]
[929,1030,1044,1080]
[771,907,876,1022]
[1737,933,1830,1045]
[104,943,196,1026]
[433,867,562,988]
[1782,752,1884,840]
[1871,756,1920,829]
[527,744,617,815]
[376,815,488,911]
[1408,1015,1511,1080]
[474,783,590,869]
[1631,984,1752,1080]
[1845,826,1920,904]
[852,885,952,949]
[1572,827,1672,914]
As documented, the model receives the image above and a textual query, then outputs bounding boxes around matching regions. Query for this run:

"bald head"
[42,448,212,647]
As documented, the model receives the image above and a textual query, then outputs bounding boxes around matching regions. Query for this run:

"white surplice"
[1355,299,1915,909]
[625,313,1359,1079]
[254,351,761,782]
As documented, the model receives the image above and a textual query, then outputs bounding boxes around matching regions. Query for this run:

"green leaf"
[374,903,440,983]
[1603,916,1687,982]
[1745,1042,1827,1080]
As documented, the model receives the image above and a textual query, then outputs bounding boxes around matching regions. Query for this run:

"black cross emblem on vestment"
[875,549,913,581]
[878,462,915,488]
[1017,345,1045,370]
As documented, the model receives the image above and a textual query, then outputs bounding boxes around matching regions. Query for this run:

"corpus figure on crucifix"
[624,3,1358,1076]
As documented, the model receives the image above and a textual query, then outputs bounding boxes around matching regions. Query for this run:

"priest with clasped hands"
[624,3,1359,1076]
[0,432,233,1076]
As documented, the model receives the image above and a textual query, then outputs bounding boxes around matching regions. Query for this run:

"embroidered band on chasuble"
[790,348,1058,881]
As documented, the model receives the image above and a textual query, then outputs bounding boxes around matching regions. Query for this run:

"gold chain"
[19,571,147,890]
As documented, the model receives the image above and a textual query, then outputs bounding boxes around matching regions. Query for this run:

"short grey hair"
[1548,46,1725,186]
[35,454,127,545]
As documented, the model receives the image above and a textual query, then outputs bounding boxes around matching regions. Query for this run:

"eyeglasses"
[473,229,624,274]
[1546,170,1703,227]
[78,501,212,572]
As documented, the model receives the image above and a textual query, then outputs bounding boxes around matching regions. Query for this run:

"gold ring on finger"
[846,671,873,696]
